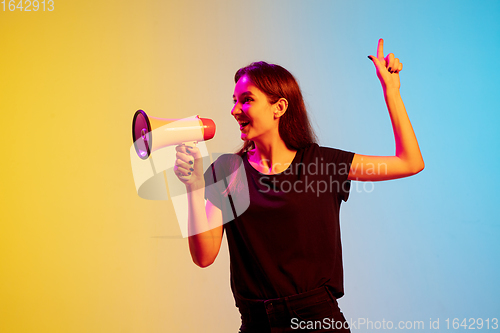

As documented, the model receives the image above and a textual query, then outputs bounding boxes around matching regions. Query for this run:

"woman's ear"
[274,98,288,118]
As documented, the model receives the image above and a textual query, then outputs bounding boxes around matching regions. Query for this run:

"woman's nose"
[231,104,240,116]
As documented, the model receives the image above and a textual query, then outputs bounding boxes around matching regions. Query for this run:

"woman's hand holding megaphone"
[174,143,205,190]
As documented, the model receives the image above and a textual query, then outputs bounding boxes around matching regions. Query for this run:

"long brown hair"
[234,61,317,155]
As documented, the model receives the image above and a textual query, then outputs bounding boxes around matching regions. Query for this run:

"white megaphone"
[132,110,216,179]
[132,110,216,159]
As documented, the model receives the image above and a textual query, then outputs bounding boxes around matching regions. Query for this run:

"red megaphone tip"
[200,118,216,141]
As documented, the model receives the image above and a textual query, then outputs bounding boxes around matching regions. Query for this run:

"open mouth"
[239,121,250,129]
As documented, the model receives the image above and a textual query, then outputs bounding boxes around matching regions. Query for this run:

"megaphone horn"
[132,110,216,160]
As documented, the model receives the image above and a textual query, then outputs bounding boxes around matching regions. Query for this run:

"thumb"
[367,55,384,70]
[368,55,390,80]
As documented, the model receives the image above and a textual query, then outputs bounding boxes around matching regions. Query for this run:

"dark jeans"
[236,286,350,333]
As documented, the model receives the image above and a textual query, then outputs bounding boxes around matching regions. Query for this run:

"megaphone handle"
[178,141,197,181]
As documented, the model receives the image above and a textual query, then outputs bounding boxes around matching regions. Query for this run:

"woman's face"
[231,75,278,143]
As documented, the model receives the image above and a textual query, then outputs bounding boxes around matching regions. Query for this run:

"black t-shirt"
[204,143,355,303]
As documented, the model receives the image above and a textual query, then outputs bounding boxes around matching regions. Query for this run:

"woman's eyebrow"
[233,91,254,99]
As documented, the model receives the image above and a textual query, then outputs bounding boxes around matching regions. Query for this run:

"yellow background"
[3,0,500,332]
[1,1,243,332]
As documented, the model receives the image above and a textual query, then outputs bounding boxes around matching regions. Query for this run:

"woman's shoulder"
[212,152,241,164]
[302,143,355,164]
[207,153,245,179]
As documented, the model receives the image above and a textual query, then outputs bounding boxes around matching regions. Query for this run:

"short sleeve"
[203,154,250,221]
[318,146,355,202]
[203,158,226,210]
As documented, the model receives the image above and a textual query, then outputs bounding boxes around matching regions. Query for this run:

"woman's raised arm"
[348,39,424,182]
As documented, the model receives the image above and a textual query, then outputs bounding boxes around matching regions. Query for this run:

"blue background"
[220,0,500,329]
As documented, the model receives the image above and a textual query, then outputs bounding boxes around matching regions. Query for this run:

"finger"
[175,145,188,153]
[386,53,395,72]
[176,151,194,165]
[176,152,195,175]
[176,162,193,175]
[398,62,403,72]
[174,164,192,178]
[185,146,202,159]
[368,55,386,73]
[377,38,384,59]
[391,58,400,74]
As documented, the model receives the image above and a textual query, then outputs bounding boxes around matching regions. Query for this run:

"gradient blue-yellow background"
[1,1,499,332]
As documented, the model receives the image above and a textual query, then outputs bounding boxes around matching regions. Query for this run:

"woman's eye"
[233,97,252,104]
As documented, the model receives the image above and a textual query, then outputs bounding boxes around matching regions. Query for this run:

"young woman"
[174,39,424,333]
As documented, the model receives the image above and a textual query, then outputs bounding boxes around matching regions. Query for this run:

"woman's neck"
[247,139,297,175]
